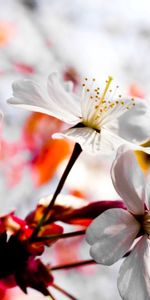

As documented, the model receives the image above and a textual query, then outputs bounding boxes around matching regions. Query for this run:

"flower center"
[142,211,150,235]
[81,76,136,131]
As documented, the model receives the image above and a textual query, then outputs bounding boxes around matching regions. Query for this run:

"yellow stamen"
[100,76,113,104]
[110,103,115,108]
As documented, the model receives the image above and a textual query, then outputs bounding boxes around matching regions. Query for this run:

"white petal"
[111,148,145,215]
[103,126,150,154]
[118,235,150,300]
[53,127,102,155]
[100,97,136,127]
[86,208,140,265]
[8,75,80,125]
[53,126,135,155]
[101,128,150,156]
[47,73,81,119]
[54,122,150,155]
[118,98,150,144]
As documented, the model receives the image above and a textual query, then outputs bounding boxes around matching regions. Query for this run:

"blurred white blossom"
[86,148,150,300]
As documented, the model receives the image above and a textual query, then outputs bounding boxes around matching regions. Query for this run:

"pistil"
[98,76,113,108]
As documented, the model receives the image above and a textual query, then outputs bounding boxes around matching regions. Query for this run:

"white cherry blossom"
[86,148,150,300]
[8,72,150,154]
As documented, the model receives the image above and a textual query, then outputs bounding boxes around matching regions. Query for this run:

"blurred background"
[0,0,150,299]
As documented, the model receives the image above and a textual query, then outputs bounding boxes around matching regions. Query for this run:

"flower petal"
[53,124,150,155]
[8,74,80,125]
[47,73,81,118]
[118,235,150,300]
[86,208,140,265]
[103,127,150,154]
[53,127,102,154]
[111,148,145,214]
[99,97,136,127]
[118,98,150,144]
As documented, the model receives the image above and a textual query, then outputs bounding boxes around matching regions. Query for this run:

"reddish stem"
[53,284,78,300]
[51,251,131,271]
[30,143,82,240]
[51,259,95,271]
[35,230,85,242]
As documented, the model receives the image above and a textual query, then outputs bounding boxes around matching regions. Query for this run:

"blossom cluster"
[0,72,150,299]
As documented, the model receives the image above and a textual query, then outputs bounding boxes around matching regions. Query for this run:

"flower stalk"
[51,259,96,271]
[49,290,56,300]
[30,143,82,240]
[51,251,131,271]
[35,230,85,242]
[53,284,78,300]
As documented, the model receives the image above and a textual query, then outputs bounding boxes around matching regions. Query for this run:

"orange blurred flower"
[23,112,63,150]
[0,21,15,46]
[32,139,70,186]
[23,112,71,186]
[128,83,145,99]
